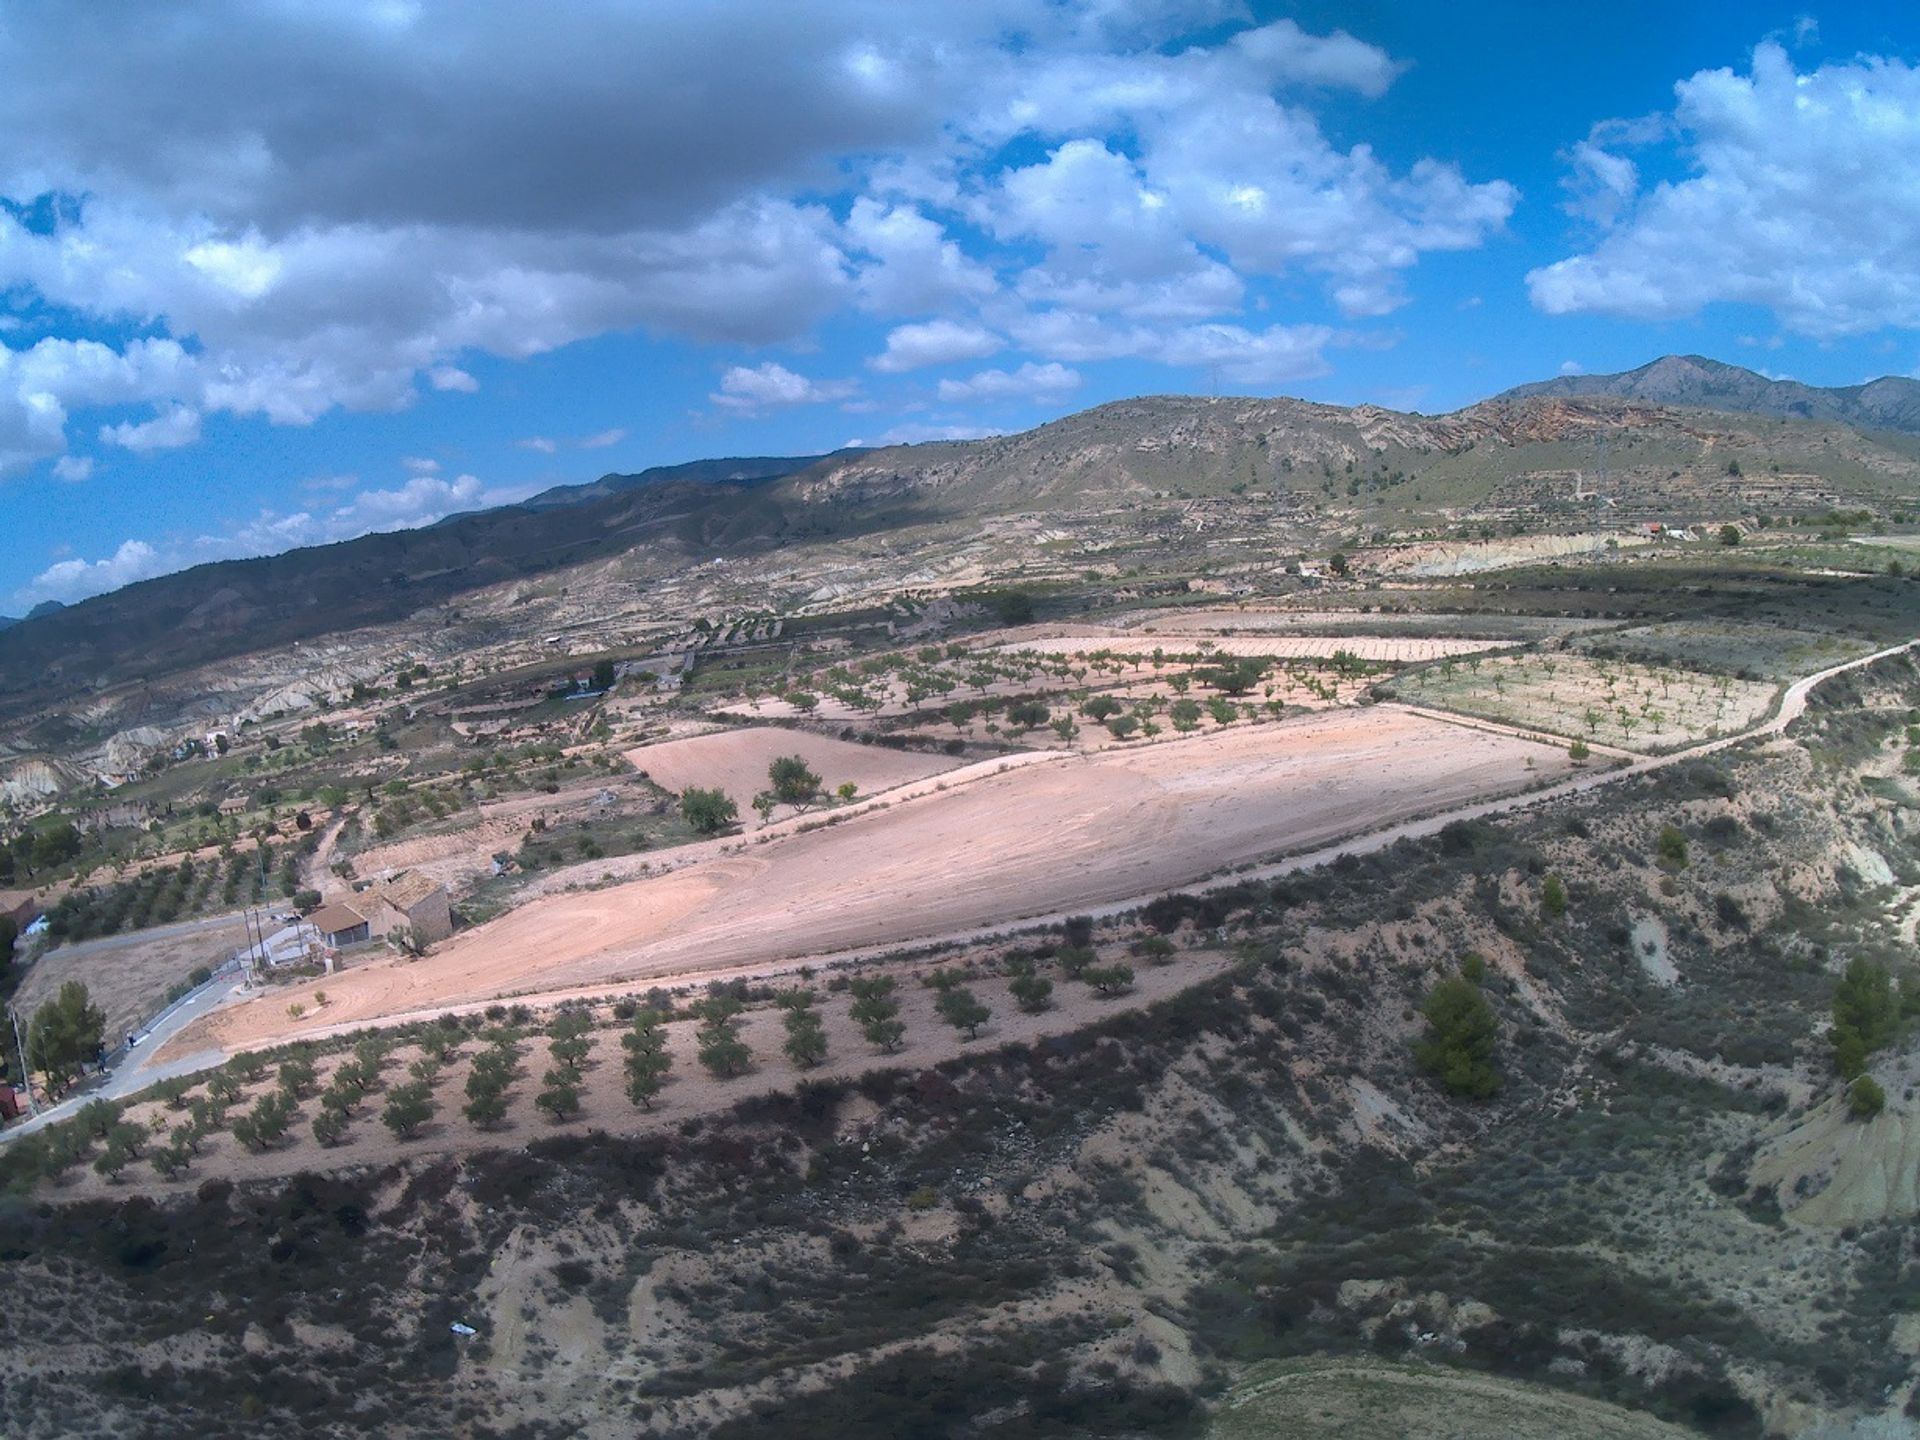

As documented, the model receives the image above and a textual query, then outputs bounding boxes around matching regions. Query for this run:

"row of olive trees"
[14,940,1157,1188]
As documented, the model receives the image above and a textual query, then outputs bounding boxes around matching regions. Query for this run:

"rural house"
[365,871,453,945]
[309,901,372,948]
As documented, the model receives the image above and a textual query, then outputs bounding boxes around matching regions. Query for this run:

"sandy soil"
[15,916,249,1048]
[182,707,1568,1052]
[623,726,962,812]
[84,948,1230,1195]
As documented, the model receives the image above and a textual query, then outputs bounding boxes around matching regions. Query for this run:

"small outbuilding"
[309,902,371,948]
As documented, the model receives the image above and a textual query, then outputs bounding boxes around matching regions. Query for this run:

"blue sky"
[5,1,1920,609]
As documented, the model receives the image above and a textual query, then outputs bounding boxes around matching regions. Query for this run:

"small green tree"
[1009,970,1054,1013]
[768,755,823,807]
[1133,935,1176,965]
[1717,524,1741,546]
[696,1022,752,1079]
[850,976,905,1052]
[40,1126,87,1184]
[680,787,739,834]
[535,1071,581,1120]
[278,1055,317,1098]
[27,982,105,1098]
[1832,957,1901,1078]
[312,1108,349,1146]
[233,1089,294,1151]
[463,1088,509,1129]
[622,1011,673,1111]
[93,1131,138,1182]
[935,986,991,1040]
[1082,963,1134,996]
[1414,976,1499,1098]
[150,1135,193,1180]
[1056,945,1096,979]
[1541,874,1567,919]
[782,1006,829,1069]
[381,1081,434,1138]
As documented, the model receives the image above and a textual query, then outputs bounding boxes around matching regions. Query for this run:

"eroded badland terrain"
[7,366,1920,1438]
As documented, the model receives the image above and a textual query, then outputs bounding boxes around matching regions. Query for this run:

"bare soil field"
[1000,635,1507,663]
[16,916,248,1049]
[184,707,1570,1051]
[623,726,963,810]
[1384,651,1779,752]
[80,947,1230,1195]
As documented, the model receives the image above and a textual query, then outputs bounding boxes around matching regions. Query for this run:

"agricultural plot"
[1384,651,1778,752]
[1572,619,1873,681]
[999,634,1508,663]
[624,726,963,812]
[185,706,1571,1050]
[53,945,1223,1193]
[1121,608,1597,642]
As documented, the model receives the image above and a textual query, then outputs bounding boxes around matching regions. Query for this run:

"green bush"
[680,786,739,834]
[1656,825,1689,871]
[1415,976,1499,1098]
[1832,957,1902,1078]
[1847,1075,1886,1120]
[1010,971,1054,1013]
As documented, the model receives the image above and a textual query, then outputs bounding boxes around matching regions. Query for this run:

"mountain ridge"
[517,450,866,511]
[5,359,1919,712]
[1496,354,1920,435]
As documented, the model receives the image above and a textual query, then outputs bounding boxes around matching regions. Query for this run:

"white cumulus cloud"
[710,362,859,412]
[871,320,1003,373]
[937,362,1082,403]
[100,405,202,453]
[1530,42,1920,338]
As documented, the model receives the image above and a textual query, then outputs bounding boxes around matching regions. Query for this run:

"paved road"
[4,971,242,1140]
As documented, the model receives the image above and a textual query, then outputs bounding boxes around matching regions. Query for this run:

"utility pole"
[9,1007,35,1116]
